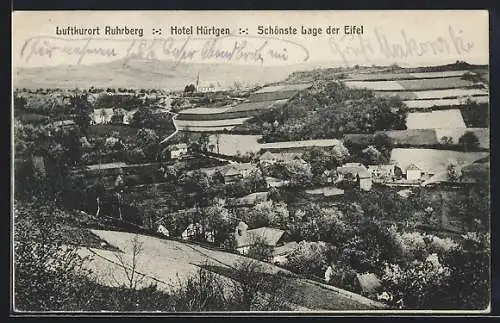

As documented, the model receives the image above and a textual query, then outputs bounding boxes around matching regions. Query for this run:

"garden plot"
[406,110,466,129]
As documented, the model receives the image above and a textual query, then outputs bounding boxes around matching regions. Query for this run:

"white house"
[157,225,170,237]
[405,163,422,181]
[181,223,203,240]
[169,143,188,160]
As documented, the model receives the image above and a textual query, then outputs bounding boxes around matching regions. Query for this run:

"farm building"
[259,151,304,166]
[305,186,345,198]
[367,164,395,180]
[271,241,300,266]
[405,163,422,181]
[259,151,277,165]
[181,223,215,243]
[92,108,114,124]
[168,143,188,160]
[48,119,77,129]
[233,222,290,256]
[223,163,259,183]
[265,176,289,188]
[390,148,489,177]
[337,163,372,191]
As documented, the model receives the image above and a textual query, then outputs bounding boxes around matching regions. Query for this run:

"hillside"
[14,59,320,91]
[80,229,383,310]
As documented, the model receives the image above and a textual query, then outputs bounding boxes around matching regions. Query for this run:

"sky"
[12,10,489,68]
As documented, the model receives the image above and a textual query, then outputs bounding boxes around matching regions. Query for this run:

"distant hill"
[14,59,327,91]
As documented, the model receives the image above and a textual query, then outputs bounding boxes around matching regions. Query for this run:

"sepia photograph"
[11,10,490,313]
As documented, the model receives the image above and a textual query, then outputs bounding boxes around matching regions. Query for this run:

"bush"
[14,203,94,311]
[285,241,330,276]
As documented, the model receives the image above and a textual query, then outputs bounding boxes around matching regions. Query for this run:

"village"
[14,60,490,311]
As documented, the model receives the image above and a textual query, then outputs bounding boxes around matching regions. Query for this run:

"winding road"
[160,111,179,144]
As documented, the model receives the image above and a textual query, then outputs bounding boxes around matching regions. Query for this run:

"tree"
[230,259,292,311]
[71,94,92,136]
[184,84,196,94]
[112,235,145,292]
[282,159,313,187]
[458,131,480,151]
[14,203,94,311]
[135,128,160,161]
[447,163,461,182]
[440,136,454,145]
[381,254,452,309]
[373,132,394,163]
[131,107,156,129]
[361,145,384,165]
[247,235,274,262]
[285,241,330,276]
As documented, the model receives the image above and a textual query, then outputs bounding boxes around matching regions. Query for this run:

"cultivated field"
[390,148,489,174]
[434,128,490,149]
[406,110,467,129]
[383,129,439,146]
[208,134,263,156]
[345,70,471,81]
[261,139,343,151]
[347,77,476,92]
[344,80,406,91]
[403,97,489,109]
[410,89,488,100]
[174,117,253,128]
[253,83,313,94]
[177,100,288,121]
[395,77,474,90]
[178,125,239,132]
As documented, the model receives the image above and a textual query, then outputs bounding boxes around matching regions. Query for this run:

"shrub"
[285,241,330,276]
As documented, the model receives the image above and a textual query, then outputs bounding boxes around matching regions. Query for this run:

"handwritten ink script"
[19,35,310,66]
[329,26,474,66]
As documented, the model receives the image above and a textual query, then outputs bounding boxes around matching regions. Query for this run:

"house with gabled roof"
[405,163,422,181]
[337,163,372,191]
[259,151,276,165]
[233,222,290,256]
[223,163,259,183]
